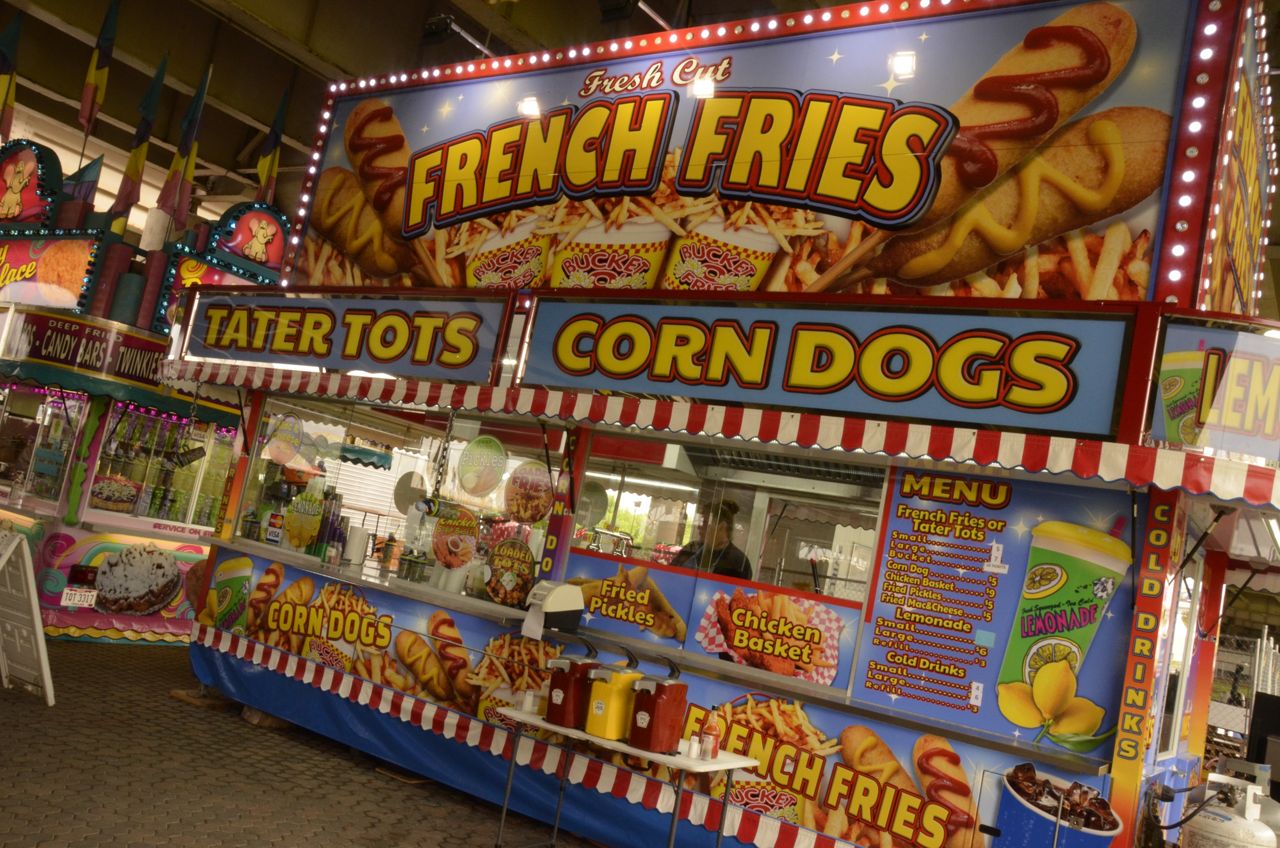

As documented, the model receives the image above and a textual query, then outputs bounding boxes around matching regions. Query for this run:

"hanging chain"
[431,410,455,499]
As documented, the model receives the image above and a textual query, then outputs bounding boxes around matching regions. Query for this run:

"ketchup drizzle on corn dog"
[349,105,408,210]
[916,747,975,834]
[950,25,1110,188]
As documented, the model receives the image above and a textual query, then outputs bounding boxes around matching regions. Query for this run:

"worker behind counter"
[671,501,753,582]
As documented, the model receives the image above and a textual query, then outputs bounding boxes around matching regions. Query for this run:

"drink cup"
[661,219,780,291]
[549,217,672,289]
[998,522,1132,686]
[1157,351,1205,447]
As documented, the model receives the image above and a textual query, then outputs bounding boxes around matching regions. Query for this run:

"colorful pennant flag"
[108,53,167,229]
[255,90,289,204]
[63,155,103,204]
[156,64,210,228]
[77,0,119,133]
[0,14,24,142]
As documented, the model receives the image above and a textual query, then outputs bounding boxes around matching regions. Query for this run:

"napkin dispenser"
[521,580,584,640]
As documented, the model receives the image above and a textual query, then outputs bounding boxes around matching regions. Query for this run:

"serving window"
[238,401,564,608]
[573,433,883,602]
[0,384,87,509]
[89,402,237,526]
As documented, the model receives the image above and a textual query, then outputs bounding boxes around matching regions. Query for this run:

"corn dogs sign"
[526,298,1129,435]
[296,0,1191,299]
[185,293,509,385]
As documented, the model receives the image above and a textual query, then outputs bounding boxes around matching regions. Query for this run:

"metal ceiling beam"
[446,0,545,53]
[7,0,311,155]
[16,75,255,189]
[187,0,349,81]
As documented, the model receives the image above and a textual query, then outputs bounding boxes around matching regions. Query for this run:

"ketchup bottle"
[699,715,722,760]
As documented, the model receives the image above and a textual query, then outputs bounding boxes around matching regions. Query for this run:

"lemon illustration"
[1178,416,1201,445]
[1160,375,1183,399]
[1023,638,1082,684]
[1023,564,1067,599]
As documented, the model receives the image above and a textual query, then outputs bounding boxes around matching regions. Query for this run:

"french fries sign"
[526,299,1129,435]
[186,293,509,385]
[404,87,953,235]
[296,0,1191,299]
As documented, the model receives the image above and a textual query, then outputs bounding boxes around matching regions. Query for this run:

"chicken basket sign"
[286,0,1190,304]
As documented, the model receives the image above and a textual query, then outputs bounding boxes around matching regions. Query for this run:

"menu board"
[856,468,1138,756]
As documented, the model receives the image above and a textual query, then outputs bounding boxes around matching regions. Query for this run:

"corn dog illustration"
[343,99,446,285]
[913,735,980,848]
[245,562,284,635]
[396,629,456,702]
[929,2,1136,219]
[839,726,922,847]
[866,107,1169,288]
[809,2,1136,290]
[311,167,416,278]
[427,610,477,708]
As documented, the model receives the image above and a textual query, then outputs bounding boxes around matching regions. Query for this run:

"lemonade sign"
[996,522,1133,747]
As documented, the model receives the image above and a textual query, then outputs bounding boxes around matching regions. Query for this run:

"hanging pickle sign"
[457,434,507,497]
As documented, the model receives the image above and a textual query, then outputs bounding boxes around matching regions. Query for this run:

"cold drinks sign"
[524,298,1129,435]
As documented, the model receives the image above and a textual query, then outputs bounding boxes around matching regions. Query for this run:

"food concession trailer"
[168,1,1280,846]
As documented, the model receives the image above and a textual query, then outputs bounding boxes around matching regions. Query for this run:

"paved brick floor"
[0,641,589,848]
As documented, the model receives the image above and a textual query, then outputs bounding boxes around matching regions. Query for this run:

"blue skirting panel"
[191,643,751,848]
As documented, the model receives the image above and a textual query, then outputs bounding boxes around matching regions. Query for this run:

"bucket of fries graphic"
[661,218,780,291]
[548,204,673,290]
[464,217,552,289]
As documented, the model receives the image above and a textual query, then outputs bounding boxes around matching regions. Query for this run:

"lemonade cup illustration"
[210,555,254,632]
[465,218,551,289]
[549,217,672,289]
[660,219,780,291]
[998,522,1132,698]
[1158,350,1206,447]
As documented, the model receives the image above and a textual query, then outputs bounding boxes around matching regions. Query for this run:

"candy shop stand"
[0,137,270,645]
[166,1,1280,847]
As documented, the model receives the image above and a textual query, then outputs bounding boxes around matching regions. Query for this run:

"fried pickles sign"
[294,1,1191,300]
[524,299,1129,435]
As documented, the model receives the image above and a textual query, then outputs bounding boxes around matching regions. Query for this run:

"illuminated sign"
[291,0,1191,300]
[186,293,509,385]
[1,308,166,389]
[1154,320,1280,461]
[524,298,1129,435]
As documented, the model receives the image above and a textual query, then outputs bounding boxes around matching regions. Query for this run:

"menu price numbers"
[60,587,97,608]
[969,682,984,707]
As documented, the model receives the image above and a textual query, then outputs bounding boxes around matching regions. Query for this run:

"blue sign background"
[187,293,508,385]
[525,299,1130,434]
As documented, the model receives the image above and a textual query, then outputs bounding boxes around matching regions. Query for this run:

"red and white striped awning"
[168,360,1280,512]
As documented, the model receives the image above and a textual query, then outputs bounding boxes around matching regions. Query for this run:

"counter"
[194,533,1118,847]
